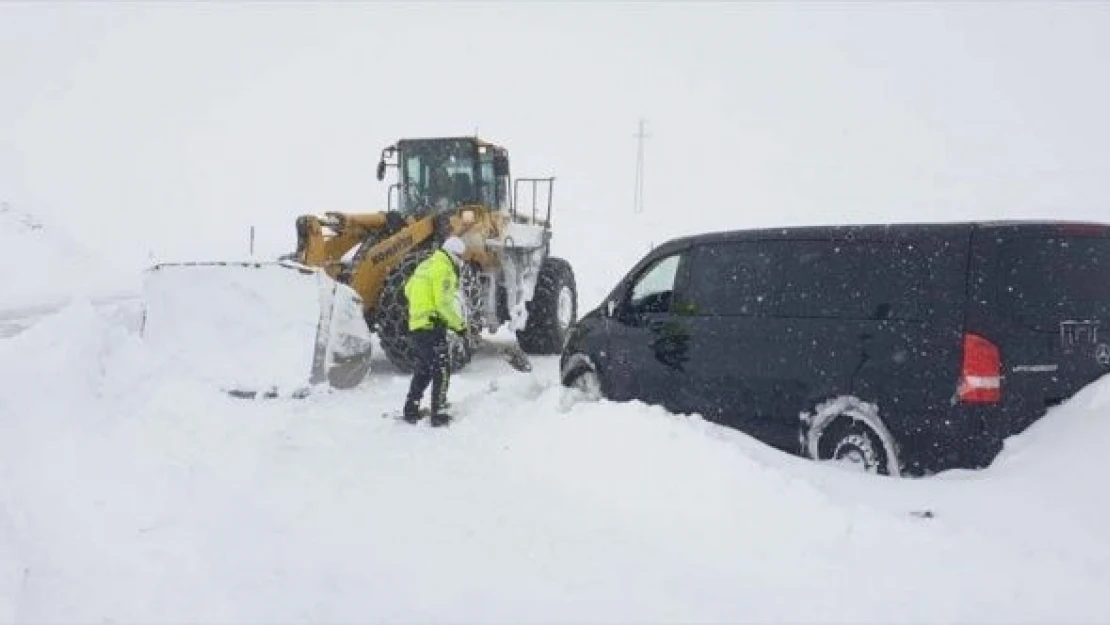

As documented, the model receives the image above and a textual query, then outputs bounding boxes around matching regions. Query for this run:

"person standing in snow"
[401,235,468,426]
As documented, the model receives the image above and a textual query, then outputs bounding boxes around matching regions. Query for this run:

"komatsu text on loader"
[139,137,577,396]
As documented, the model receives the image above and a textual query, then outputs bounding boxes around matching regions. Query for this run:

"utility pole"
[633,118,649,214]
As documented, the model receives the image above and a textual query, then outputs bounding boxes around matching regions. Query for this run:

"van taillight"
[959,333,1001,404]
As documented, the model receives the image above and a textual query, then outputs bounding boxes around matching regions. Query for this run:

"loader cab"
[381,137,511,216]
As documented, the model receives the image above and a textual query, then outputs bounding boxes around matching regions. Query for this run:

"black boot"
[430,412,452,427]
[402,399,423,424]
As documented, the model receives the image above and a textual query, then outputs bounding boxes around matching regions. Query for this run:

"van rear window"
[997,236,1110,326]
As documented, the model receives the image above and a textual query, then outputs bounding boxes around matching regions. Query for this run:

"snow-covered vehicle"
[561,220,1110,476]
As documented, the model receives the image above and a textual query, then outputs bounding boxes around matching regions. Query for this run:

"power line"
[633,118,650,214]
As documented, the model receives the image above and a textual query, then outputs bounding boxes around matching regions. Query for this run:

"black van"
[559,221,1110,476]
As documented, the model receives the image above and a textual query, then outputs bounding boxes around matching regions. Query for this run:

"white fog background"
[2,2,1108,305]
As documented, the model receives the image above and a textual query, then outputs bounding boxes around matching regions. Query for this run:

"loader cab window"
[398,140,480,215]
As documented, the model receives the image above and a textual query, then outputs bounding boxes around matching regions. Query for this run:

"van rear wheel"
[818,418,891,475]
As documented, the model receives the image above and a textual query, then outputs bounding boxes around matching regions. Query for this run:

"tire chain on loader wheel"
[374,246,474,374]
[459,261,486,337]
[450,262,488,371]
[516,256,577,354]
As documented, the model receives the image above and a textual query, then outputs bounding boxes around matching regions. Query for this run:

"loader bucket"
[139,260,373,396]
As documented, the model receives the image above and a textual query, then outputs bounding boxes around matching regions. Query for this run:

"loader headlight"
[461,209,476,224]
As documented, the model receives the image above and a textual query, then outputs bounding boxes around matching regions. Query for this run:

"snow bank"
[947,381,1110,570]
[992,378,1110,478]
[0,202,140,317]
[0,204,142,344]
[2,301,1110,623]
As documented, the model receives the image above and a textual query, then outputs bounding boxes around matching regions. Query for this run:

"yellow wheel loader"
[139,137,577,396]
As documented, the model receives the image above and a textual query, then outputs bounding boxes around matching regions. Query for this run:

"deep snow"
[4,3,1110,621]
[1,211,1110,624]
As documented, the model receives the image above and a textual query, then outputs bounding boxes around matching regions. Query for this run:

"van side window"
[681,239,931,320]
[627,253,682,314]
[682,242,775,316]
[773,240,928,321]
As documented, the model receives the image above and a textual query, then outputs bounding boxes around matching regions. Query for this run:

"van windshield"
[998,236,1110,327]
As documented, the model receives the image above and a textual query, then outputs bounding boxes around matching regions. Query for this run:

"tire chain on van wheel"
[516,256,576,354]
[822,419,889,475]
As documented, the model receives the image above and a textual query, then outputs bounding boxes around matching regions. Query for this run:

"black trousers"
[405,326,450,414]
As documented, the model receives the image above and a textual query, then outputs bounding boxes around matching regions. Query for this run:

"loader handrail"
[512,177,555,230]
[387,183,401,212]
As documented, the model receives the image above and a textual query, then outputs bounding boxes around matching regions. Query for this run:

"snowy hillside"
[0,202,139,338]
[0,203,112,303]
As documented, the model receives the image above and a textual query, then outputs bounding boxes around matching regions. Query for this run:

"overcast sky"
[2,2,1108,268]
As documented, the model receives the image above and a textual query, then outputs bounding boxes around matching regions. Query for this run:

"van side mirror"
[493,154,510,177]
[376,160,387,181]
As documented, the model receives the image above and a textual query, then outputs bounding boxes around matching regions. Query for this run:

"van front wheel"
[567,367,602,401]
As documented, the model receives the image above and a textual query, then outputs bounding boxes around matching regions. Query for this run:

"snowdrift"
[0,202,141,344]
[1,300,1109,623]
[0,202,135,309]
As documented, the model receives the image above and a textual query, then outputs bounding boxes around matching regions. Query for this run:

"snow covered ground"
[1,211,1109,624]
[3,296,1110,624]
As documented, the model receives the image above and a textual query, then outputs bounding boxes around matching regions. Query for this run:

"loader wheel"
[376,247,433,373]
[516,256,576,354]
[375,247,474,374]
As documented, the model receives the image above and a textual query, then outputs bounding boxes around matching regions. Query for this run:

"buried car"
[560,220,1110,476]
